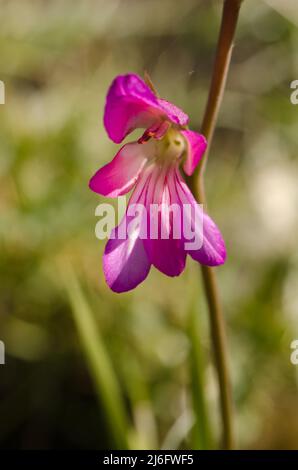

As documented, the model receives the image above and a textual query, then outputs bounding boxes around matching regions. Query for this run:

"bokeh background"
[0,0,298,450]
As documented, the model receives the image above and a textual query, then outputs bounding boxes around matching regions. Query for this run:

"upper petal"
[104,74,189,143]
[181,130,207,176]
[89,141,153,198]
[156,99,189,127]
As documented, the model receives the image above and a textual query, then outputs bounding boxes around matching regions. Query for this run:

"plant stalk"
[190,0,242,450]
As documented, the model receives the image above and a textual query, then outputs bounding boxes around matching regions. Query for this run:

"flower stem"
[190,0,242,450]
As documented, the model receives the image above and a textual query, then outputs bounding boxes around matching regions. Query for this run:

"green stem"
[64,267,130,449]
[190,0,242,450]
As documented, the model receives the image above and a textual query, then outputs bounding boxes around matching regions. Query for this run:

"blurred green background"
[0,0,298,450]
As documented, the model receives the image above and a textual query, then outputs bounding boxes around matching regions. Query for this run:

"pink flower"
[89,74,226,293]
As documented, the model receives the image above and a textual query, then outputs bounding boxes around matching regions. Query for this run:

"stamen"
[144,70,160,97]
[138,131,154,144]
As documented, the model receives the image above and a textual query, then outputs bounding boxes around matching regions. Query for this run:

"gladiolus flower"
[89,74,226,293]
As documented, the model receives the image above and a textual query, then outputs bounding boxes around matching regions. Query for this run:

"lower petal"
[175,169,226,266]
[190,212,227,266]
[89,141,152,198]
[103,169,152,292]
[103,230,151,293]
[144,166,186,277]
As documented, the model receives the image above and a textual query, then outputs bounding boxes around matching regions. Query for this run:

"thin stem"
[200,266,234,450]
[188,298,212,449]
[189,0,242,450]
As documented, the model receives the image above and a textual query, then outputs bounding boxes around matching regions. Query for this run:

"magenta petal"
[192,212,227,266]
[103,171,152,293]
[181,130,207,176]
[103,230,151,293]
[144,166,186,277]
[89,141,150,198]
[104,74,189,143]
[157,99,189,127]
[175,170,226,266]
